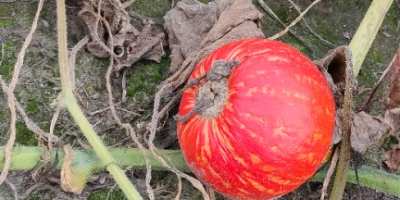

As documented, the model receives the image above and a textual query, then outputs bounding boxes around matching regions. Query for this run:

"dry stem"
[257,0,314,52]
[174,175,182,200]
[92,0,114,55]
[286,0,334,47]
[122,0,137,8]
[47,106,61,163]
[358,50,398,111]
[0,0,44,184]
[329,50,354,200]
[97,1,154,197]
[320,148,339,200]
[68,36,89,88]
[149,85,211,200]
[0,77,56,142]
[105,52,154,200]
[268,0,322,40]
[0,36,4,67]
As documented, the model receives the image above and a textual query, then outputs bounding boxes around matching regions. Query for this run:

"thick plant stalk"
[313,166,400,197]
[328,0,394,199]
[0,146,189,172]
[1,146,400,197]
[56,1,142,199]
[329,65,353,200]
[349,0,394,75]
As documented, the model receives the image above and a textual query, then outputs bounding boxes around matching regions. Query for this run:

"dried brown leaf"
[314,46,355,150]
[163,0,264,77]
[333,111,391,154]
[78,0,165,71]
[384,108,400,135]
[60,144,87,194]
[388,48,400,108]
[351,111,390,154]
[383,146,400,171]
[314,46,358,106]
[315,47,393,154]
[331,109,342,145]
[154,0,265,130]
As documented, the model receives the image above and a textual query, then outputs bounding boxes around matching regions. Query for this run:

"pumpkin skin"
[177,38,335,200]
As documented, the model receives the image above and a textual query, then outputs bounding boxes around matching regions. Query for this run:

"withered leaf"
[332,110,391,154]
[331,109,342,145]
[383,146,400,172]
[384,108,400,136]
[388,48,400,108]
[314,46,358,106]
[157,0,265,120]
[163,0,264,79]
[61,144,87,194]
[78,0,165,71]
[351,111,390,154]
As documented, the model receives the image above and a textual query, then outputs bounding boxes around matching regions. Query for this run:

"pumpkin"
[177,38,335,200]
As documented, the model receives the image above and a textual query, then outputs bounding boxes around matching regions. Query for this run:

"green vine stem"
[1,146,400,197]
[56,1,142,199]
[0,146,190,173]
[313,166,400,197]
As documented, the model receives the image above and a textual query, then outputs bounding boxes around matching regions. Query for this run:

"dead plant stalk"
[99,2,154,197]
[329,0,394,199]
[0,0,44,185]
[268,0,322,40]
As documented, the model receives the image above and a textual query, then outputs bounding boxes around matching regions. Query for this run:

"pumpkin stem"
[175,60,240,123]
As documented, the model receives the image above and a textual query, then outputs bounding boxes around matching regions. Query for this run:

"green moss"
[129,0,172,24]
[88,188,125,200]
[0,2,40,28]
[0,41,15,80]
[0,4,13,28]
[274,5,291,23]
[39,7,50,20]
[15,122,37,146]
[384,3,399,28]
[357,69,375,88]
[315,22,339,45]
[25,99,39,113]
[126,57,170,98]
[371,50,384,64]
[380,135,399,151]
[0,19,11,28]
[281,35,310,55]
[28,198,40,200]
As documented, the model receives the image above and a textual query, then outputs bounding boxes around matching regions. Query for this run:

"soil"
[0,0,399,199]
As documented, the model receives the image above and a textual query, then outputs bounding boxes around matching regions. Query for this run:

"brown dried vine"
[0,0,45,185]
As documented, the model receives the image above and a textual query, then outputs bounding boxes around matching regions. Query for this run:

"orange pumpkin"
[177,38,335,200]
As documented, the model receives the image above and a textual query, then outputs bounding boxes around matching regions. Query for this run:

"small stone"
[91,92,101,100]
[41,19,49,28]
[98,175,106,184]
